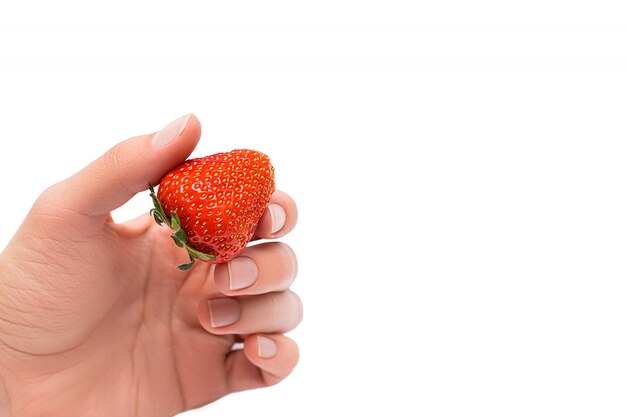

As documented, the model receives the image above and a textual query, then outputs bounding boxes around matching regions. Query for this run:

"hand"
[0,115,301,417]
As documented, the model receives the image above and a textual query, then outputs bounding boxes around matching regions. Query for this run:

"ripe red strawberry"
[149,149,275,270]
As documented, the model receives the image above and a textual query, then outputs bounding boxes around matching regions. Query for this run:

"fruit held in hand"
[149,149,275,270]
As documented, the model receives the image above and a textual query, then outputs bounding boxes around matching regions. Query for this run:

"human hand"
[0,115,301,417]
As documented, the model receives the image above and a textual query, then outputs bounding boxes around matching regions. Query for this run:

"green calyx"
[149,185,216,270]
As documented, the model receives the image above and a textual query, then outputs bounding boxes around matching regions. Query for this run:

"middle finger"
[213,242,298,296]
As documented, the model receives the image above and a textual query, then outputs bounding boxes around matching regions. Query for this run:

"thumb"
[41,114,201,226]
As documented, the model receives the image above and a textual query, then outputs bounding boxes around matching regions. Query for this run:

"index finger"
[253,190,298,240]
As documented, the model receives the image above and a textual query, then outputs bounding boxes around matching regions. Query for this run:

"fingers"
[192,204,301,397]
[198,290,303,335]
[253,190,298,239]
[165,193,298,327]
[37,114,201,228]
[213,242,297,295]
[225,334,299,392]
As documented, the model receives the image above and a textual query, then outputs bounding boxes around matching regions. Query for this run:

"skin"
[0,115,301,417]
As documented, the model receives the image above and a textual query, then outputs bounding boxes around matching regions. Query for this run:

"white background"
[1,1,626,416]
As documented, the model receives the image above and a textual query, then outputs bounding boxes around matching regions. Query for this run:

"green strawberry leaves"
[149,185,216,270]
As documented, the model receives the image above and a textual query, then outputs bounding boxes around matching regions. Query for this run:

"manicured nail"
[268,204,286,234]
[257,335,278,358]
[207,298,240,328]
[152,114,191,147]
[228,256,258,290]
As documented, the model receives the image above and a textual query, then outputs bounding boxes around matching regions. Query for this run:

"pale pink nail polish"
[268,204,286,234]
[258,335,278,358]
[152,114,190,148]
[228,256,258,290]
[207,298,240,328]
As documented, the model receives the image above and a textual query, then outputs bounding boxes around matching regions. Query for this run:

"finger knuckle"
[102,142,124,169]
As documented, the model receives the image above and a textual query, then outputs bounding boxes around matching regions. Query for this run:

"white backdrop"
[1,1,626,416]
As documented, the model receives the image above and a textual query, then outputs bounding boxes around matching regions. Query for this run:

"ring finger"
[198,290,303,335]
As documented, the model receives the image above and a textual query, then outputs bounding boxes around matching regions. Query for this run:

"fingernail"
[228,256,258,290]
[257,335,278,358]
[152,114,191,147]
[207,298,240,328]
[268,204,286,234]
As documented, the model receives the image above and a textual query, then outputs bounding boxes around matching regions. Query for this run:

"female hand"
[0,115,301,417]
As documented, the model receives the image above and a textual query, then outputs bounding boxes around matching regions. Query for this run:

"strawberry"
[149,149,275,270]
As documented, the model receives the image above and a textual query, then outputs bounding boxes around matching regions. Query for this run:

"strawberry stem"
[149,185,217,269]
